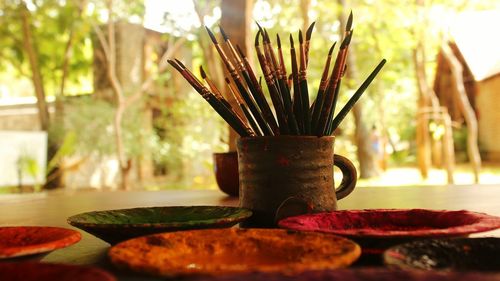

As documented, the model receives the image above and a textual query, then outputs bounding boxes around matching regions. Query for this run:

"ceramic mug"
[237,136,357,227]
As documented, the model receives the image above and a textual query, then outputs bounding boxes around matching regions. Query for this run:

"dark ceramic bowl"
[109,228,361,278]
[190,268,500,281]
[0,262,116,281]
[67,206,252,244]
[384,237,500,271]
[0,226,81,259]
[213,151,239,197]
[279,209,500,257]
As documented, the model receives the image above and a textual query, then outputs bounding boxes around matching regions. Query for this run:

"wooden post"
[416,109,430,178]
[441,107,455,184]
[440,41,481,183]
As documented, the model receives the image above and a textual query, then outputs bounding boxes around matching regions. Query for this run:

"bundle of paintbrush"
[169,13,386,137]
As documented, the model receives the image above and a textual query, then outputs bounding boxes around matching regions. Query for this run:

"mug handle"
[333,154,357,200]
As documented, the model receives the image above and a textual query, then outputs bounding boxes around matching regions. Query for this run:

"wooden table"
[1,184,500,280]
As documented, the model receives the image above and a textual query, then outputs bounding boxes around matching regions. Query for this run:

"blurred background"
[1,0,499,193]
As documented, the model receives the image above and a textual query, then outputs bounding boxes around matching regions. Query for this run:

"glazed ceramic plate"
[278,209,500,255]
[108,228,361,278]
[384,237,500,271]
[0,262,115,281]
[0,226,81,259]
[68,206,252,244]
[190,268,500,281]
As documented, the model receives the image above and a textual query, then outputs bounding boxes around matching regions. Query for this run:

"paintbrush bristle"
[328,42,337,55]
[167,59,182,72]
[205,26,218,44]
[340,31,353,48]
[255,30,261,47]
[276,34,282,49]
[298,30,303,44]
[306,22,316,40]
[263,29,271,43]
[345,30,353,45]
[289,34,294,47]
[174,59,186,69]
[255,21,264,32]
[346,11,353,31]
[219,25,229,41]
[199,65,207,78]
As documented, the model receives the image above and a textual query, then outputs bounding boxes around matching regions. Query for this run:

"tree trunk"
[20,4,49,131]
[337,0,379,178]
[46,1,88,189]
[220,0,253,151]
[440,42,481,183]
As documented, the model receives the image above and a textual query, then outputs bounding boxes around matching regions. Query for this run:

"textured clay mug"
[237,136,357,227]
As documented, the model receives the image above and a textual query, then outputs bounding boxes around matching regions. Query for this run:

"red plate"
[0,226,81,259]
[278,209,500,255]
[0,262,115,281]
[278,209,500,238]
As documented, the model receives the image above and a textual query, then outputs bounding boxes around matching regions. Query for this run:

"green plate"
[67,206,252,244]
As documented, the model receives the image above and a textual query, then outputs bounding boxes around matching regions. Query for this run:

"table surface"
[2,184,500,280]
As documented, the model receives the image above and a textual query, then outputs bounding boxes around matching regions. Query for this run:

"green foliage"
[60,96,155,159]
[46,130,77,176]
[151,88,227,181]
[0,0,94,96]
[16,153,41,191]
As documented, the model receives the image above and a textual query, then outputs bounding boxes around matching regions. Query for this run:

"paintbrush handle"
[329,59,386,132]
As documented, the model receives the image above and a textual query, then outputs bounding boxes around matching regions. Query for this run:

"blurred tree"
[0,0,93,188]
[91,0,185,189]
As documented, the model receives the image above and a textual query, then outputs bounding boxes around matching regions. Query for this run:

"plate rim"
[108,228,361,278]
[0,226,81,259]
[383,237,500,270]
[0,261,116,281]
[67,205,252,229]
[278,208,500,238]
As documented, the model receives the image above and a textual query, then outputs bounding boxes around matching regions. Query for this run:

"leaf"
[46,131,77,175]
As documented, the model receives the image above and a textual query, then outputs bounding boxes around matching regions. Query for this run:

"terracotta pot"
[213,152,239,197]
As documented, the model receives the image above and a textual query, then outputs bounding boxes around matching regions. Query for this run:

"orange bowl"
[109,228,361,278]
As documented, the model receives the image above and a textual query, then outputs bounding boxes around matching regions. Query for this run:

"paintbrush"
[199,65,251,132]
[261,29,297,134]
[255,29,289,134]
[315,31,353,135]
[298,30,311,134]
[275,33,300,134]
[329,59,387,132]
[305,21,316,67]
[219,26,278,135]
[310,42,336,132]
[205,26,273,136]
[168,59,254,137]
[225,77,262,136]
[235,45,279,134]
[289,34,303,134]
